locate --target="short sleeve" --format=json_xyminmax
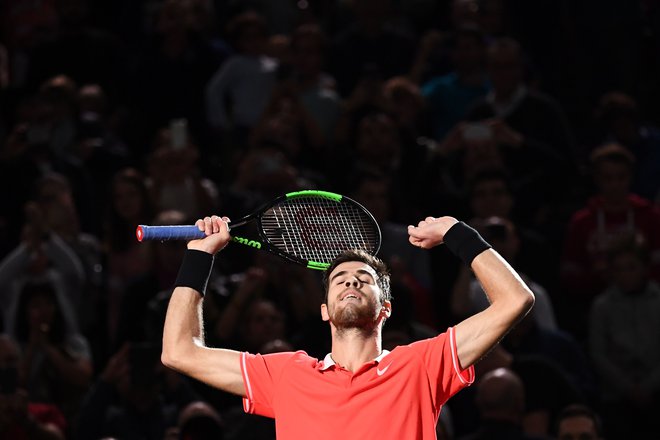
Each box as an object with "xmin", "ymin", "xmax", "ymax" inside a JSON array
[
  {"xmin": 240, "ymin": 351, "xmax": 300, "ymax": 418},
  {"xmin": 408, "ymin": 327, "xmax": 475, "ymax": 408}
]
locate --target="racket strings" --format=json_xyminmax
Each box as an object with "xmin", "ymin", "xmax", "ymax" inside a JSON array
[{"xmin": 260, "ymin": 197, "xmax": 379, "ymax": 264}]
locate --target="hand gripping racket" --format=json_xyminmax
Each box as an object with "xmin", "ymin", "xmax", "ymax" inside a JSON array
[{"xmin": 136, "ymin": 190, "xmax": 381, "ymax": 270}]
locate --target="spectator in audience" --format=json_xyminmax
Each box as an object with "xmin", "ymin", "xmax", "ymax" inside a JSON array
[
  {"xmin": 464, "ymin": 169, "xmax": 555, "ymax": 288},
  {"xmin": 0, "ymin": 198, "xmax": 85, "ymax": 333},
  {"xmin": 561, "ymin": 143, "xmax": 660, "ymax": 340},
  {"xmin": 29, "ymin": 173, "xmax": 104, "ymax": 340},
  {"xmin": 381, "ymin": 76, "xmax": 432, "ymax": 210},
  {"xmin": 248, "ymin": 83, "xmax": 325, "ymax": 175},
  {"xmin": 593, "ymin": 91, "xmax": 660, "ymax": 203},
  {"xmin": 164, "ymin": 400, "xmax": 225, "ymax": 440},
  {"xmin": 226, "ymin": 143, "xmax": 310, "ymax": 215},
  {"xmin": 21, "ymin": 0, "xmax": 126, "ymax": 95},
  {"xmin": 288, "ymin": 23, "xmax": 342, "ymax": 145},
  {"xmin": 457, "ymin": 367, "xmax": 549, "ymax": 440},
  {"xmin": 129, "ymin": 0, "xmax": 226, "ymax": 155},
  {"xmin": 450, "ymin": 344, "xmax": 584, "ymax": 438},
  {"xmin": 588, "ymin": 235, "xmax": 660, "ymax": 438},
  {"xmin": 73, "ymin": 83, "xmax": 133, "ymax": 212},
  {"xmin": 10, "ymin": 280, "xmax": 93, "ymax": 425},
  {"xmin": 102, "ymin": 168, "xmax": 155, "ymax": 351},
  {"xmin": 328, "ymin": 0, "xmax": 416, "ymax": 97},
  {"xmin": 146, "ymin": 125, "xmax": 219, "ymax": 220},
  {"xmin": 465, "ymin": 37, "xmax": 578, "ymax": 231},
  {"xmin": 0, "ymin": 333, "xmax": 66, "ymax": 440},
  {"xmin": 205, "ymin": 11, "xmax": 278, "ymax": 143},
  {"xmin": 422, "ymin": 26, "xmax": 490, "ymax": 141},
  {"xmin": 505, "ymin": 313, "xmax": 596, "ymax": 402},
  {"xmin": 0, "ymin": 90, "xmax": 91, "ymax": 249},
  {"xmin": 76, "ymin": 343, "xmax": 198, "ymax": 440},
  {"xmin": 554, "ymin": 404, "xmax": 603, "ymax": 440}
]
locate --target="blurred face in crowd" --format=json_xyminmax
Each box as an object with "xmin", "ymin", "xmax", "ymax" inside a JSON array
[
  {"xmin": 610, "ymin": 251, "xmax": 647, "ymax": 294},
  {"xmin": 452, "ymin": 34, "xmax": 485, "ymax": 74},
  {"xmin": 156, "ymin": 0, "xmax": 190, "ymax": 36},
  {"xmin": 292, "ymin": 37, "xmax": 323, "ymax": 78},
  {"xmin": 470, "ymin": 179, "xmax": 513, "ymax": 219},
  {"xmin": 238, "ymin": 25, "xmax": 267, "ymax": 55},
  {"xmin": 383, "ymin": 79, "xmax": 423, "ymax": 128},
  {"xmin": 356, "ymin": 114, "xmax": 400, "ymax": 167},
  {"xmin": 27, "ymin": 292, "xmax": 56, "ymax": 333},
  {"xmin": 244, "ymin": 300, "xmax": 286, "ymax": 350},
  {"xmin": 479, "ymin": 218, "xmax": 519, "ymax": 262},
  {"xmin": 593, "ymin": 161, "xmax": 632, "ymax": 200},
  {"xmin": 487, "ymin": 43, "xmax": 523, "ymax": 97},
  {"xmin": 113, "ymin": 179, "xmax": 144, "ymax": 221},
  {"xmin": 37, "ymin": 180, "xmax": 79, "ymax": 235},
  {"xmin": 557, "ymin": 415, "xmax": 601, "ymax": 440},
  {"xmin": 353, "ymin": 179, "xmax": 390, "ymax": 223}
]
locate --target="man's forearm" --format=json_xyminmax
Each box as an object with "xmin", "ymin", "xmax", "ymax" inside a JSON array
[
  {"xmin": 471, "ymin": 249, "xmax": 535, "ymax": 311},
  {"xmin": 161, "ymin": 287, "xmax": 205, "ymax": 370}
]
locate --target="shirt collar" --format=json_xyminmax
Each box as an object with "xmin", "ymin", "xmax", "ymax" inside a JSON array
[{"xmin": 319, "ymin": 350, "xmax": 391, "ymax": 371}]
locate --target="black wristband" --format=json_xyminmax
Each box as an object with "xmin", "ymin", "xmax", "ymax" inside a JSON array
[
  {"xmin": 443, "ymin": 221, "xmax": 492, "ymax": 266},
  {"xmin": 174, "ymin": 249, "xmax": 214, "ymax": 296}
]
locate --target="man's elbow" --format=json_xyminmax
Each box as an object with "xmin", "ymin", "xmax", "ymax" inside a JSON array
[
  {"xmin": 161, "ymin": 348, "xmax": 178, "ymax": 370},
  {"xmin": 517, "ymin": 288, "xmax": 535, "ymax": 317},
  {"xmin": 161, "ymin": 345, "xmax": 192, "ymax": 371}
]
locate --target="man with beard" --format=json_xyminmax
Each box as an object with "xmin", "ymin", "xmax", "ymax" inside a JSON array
[{"xmin": 161, "ymin": 214, "xmax": 535, "ymax": 439}]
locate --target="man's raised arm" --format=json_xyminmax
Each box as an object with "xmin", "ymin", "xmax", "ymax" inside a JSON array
[
  {"xmin": 161, "ymin": 215, "xmax": 245, "ymax": 396},
  {"xmin": 408, "ymin": 217, "xmax": 534, "ymax": 369}
]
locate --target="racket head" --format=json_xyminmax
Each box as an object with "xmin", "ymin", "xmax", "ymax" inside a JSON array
[{"xmin": 255, "ymin": 190, "xmax": 381, "ymax": 270}]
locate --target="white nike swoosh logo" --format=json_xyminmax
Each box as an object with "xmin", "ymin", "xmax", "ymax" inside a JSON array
[{"xmin": 376, "ymin": 364, "xmax": 391, "ymax": 376}]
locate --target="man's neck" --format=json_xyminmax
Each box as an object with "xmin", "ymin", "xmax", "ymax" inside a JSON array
[{"xmin": 330, "ymin": 327, "xmax": 383, "ymax": 372}]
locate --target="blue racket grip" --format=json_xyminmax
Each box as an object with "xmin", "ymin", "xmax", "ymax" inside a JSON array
[{"xmin": 136, "ymin": 225, "xmax": 205, "ymax": 242}]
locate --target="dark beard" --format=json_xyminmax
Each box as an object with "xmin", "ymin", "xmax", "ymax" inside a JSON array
[{"xmin": 331, "ymin": 302, "xmax": 379, "ymax": 334}]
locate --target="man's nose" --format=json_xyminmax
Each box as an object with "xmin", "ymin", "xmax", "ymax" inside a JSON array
[{"xmin": 345, "ymin": 279, "xmax": 360, "ymax": 287}]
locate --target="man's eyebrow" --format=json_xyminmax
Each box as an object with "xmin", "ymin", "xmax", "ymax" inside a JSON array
[
  {"xmin": 329, "ymin": 270, "xmax": 347, "ymax": 282},
  {"xmin": 329, "ymin": 269, "xmax": 375, "ymax": 282}
]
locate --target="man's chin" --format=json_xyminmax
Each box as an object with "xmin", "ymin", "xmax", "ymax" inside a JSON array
[{"xmin": 332, "ymin": 309, "xmax": 377, "ymax": 331}]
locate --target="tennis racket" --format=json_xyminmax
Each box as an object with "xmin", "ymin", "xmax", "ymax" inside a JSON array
[{"xmin": 136, "ymin": 190, "xmax": 381, "ymax": 270}]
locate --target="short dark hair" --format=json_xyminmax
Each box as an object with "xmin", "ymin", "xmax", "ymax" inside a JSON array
[
  {"xmin": 322, "ymin": 250, "xmax": 390, "ymax": 304},
  {"xmin": 589, "ymin": 142, "xmax": 635, "ymax": 170},
  {"xmin": 555, "ymin": 404, "xmax": 603, "ymax": 437},
  {"xmin": 290, "ymin": 23, "xmax": 327, "ymax": 53},
  {"xmin": 226, "ymin": 11, "xmax": 268, "ymax": 45},
  {"xmin": 467, "ymin": 168, "xmax": 513, "ymax": 198}
]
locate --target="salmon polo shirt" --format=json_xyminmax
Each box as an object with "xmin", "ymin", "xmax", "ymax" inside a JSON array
[{"xmin": 240, "ymin": 326, "xmax": 475, "ymax": 439}]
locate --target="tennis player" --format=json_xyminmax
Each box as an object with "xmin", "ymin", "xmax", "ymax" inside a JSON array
[{"xmin": 162, "ymin": 214, "xmax": 535, "ymax": 439}]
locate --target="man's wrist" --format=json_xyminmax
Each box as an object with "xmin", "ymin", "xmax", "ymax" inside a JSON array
[
  {"xmin": 443, "ymin": 222, "xmax": 492, "ymax": 266},
  {"xmin": 175, "ymin": 249, "xmax": 215, "ymax": 296}
]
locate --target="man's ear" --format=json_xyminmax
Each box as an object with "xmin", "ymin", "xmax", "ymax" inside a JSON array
[
  {"xmin": 380, "ymin": 300, "xmax": 392, "ymax": 319},
  {"xmin": 321, "ymin": 303, "xmax": 329, "ymax": 321}
]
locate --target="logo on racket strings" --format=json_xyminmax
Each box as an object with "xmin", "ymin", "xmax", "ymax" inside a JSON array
[{"xmin": 295, "ymin": 206, "xmax": 351, "ymax": 251}]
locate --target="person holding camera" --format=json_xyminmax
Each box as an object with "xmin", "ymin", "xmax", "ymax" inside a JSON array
[{"xmin": 0, "ymin": 333, "xmax": 66, "ymax": 440}]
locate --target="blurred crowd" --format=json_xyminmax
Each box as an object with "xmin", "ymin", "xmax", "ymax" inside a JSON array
[{"xmin": 0, "ymin": 0, "xmax": 659, "ymax": 439}]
